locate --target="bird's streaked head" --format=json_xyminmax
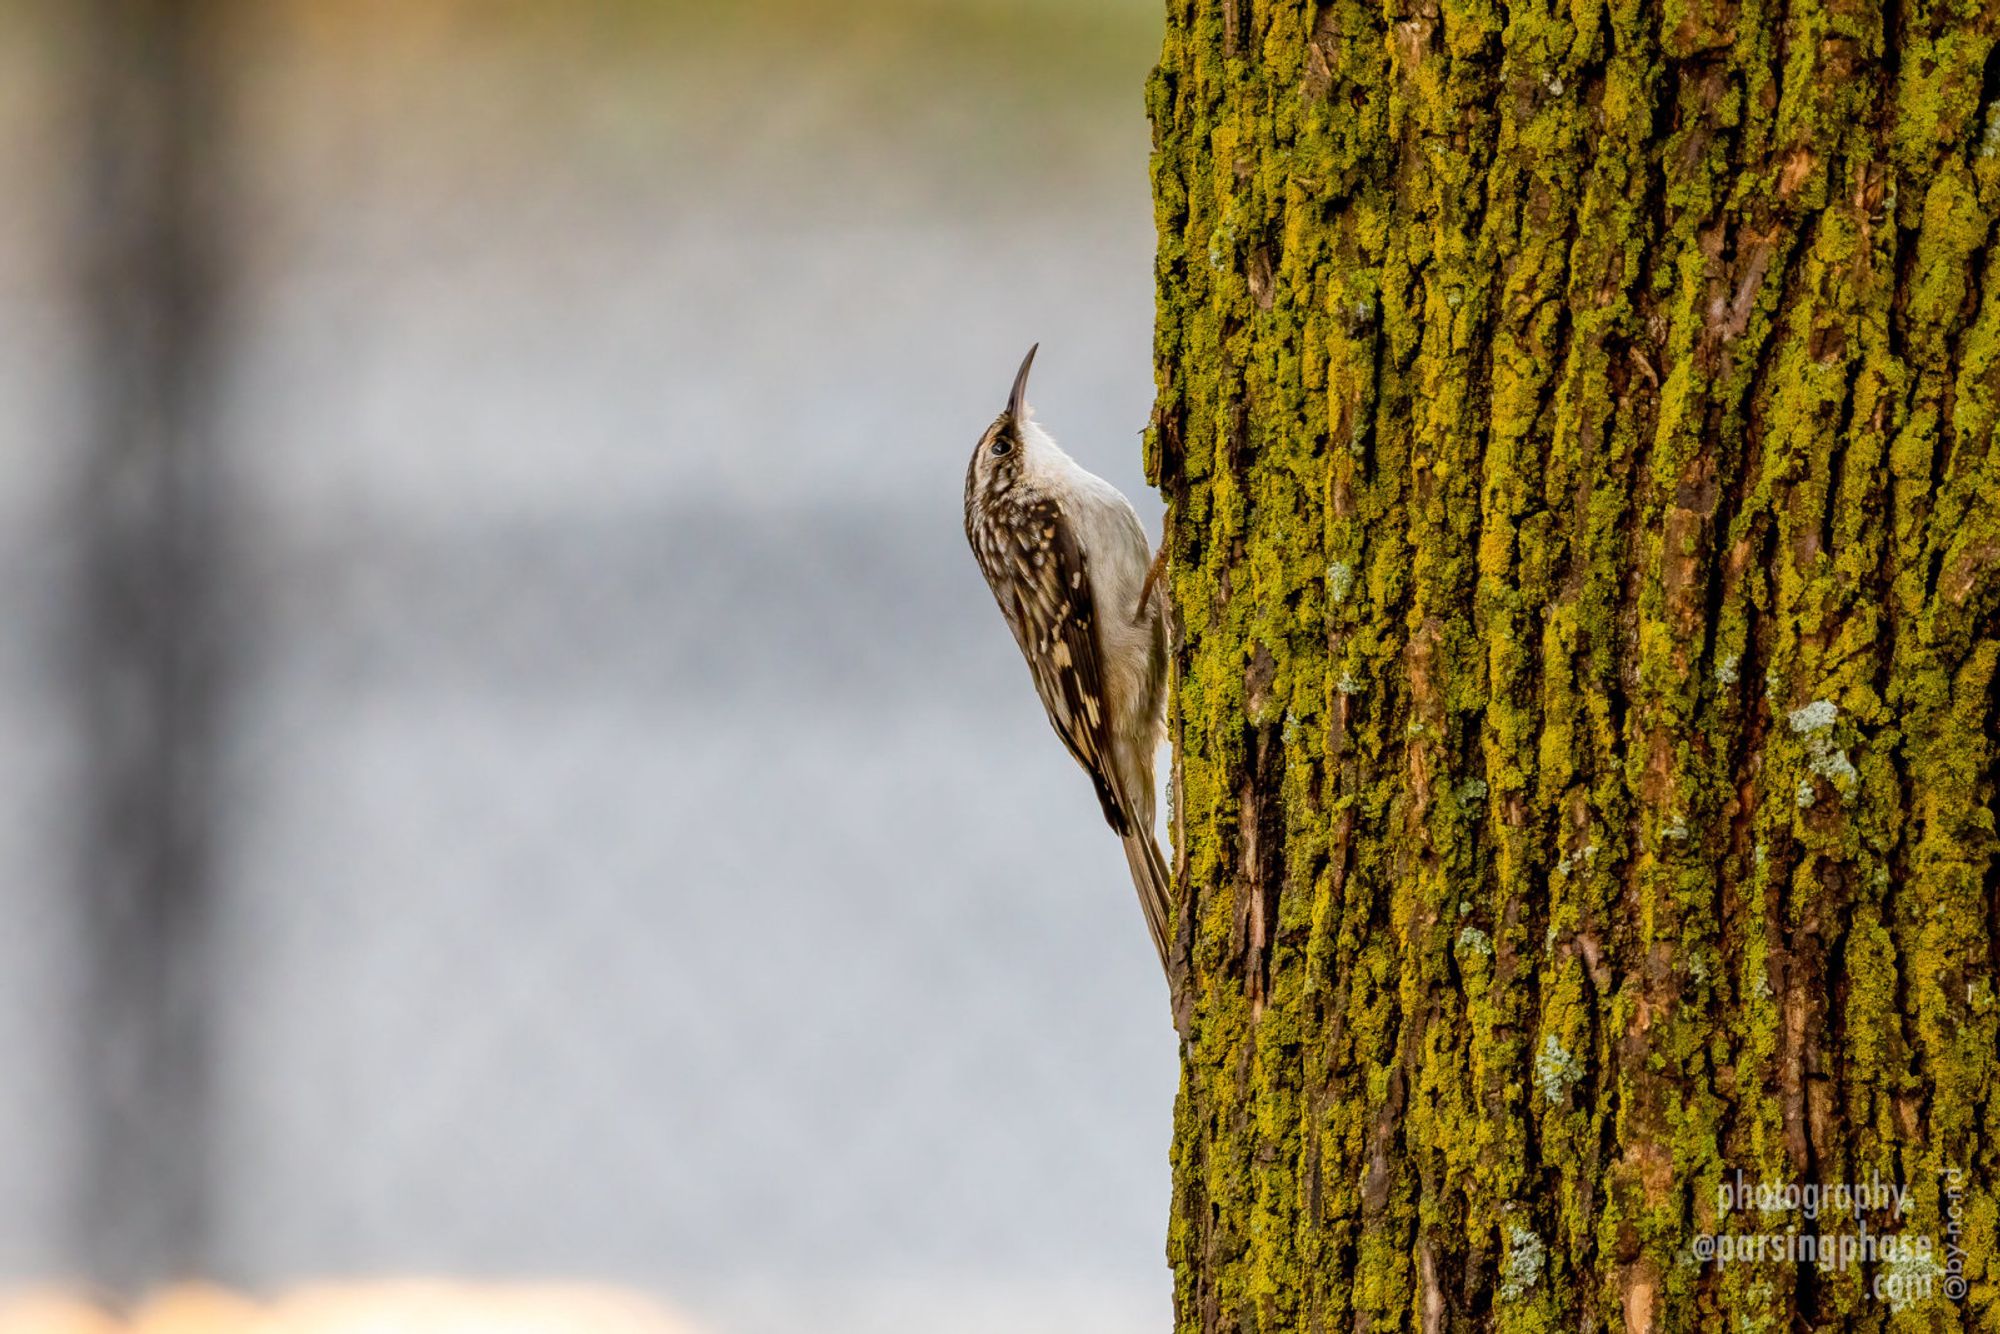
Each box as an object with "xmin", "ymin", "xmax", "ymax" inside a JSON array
[{"xmin": 966, "ymin": 343, "xmax": 1039, "ymax": 505}]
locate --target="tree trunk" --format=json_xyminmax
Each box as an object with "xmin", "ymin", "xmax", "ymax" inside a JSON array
[{"xmin": 1147, "ymin": 1, "xmax": 2000, "ymax": 1328}]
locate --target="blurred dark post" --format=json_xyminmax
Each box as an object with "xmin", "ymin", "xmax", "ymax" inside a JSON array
[{"xmin": 70, "ymin": 0, "xmax": 232, "ymax": 1293}]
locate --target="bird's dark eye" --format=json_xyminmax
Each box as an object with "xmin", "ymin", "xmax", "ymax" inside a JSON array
[{"xmin": 990, "ymin": 437, "xmax": 1013, "ymax": 457}]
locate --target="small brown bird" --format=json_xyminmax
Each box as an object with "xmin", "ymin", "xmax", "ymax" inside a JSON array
[{"xmin": 963, "ymin": 346, "xmax": 1174, "ymax": 980}]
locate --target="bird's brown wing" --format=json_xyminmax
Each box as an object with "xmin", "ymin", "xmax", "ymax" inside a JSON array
[{"xmin": 984, "ymin": 497, "xmax": 1133, "ymax": 837}]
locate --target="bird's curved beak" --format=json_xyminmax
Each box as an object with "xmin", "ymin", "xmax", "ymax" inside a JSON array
[{"xmin": 1005, "ymin": 343, "xmax": 1038, "ymax": 421}]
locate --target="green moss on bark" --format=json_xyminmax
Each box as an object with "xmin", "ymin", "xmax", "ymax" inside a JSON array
[{"xmin": 1150, "ymin": 0, "xmax": 2000, "ymax": 1328}]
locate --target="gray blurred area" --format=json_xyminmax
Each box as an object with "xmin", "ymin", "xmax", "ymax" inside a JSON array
[{"xmin": 0, "ymin": 1, "xmax": 1176, "ymax": 1331}]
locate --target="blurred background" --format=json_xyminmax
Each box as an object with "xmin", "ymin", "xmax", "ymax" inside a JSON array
[{"xmin": 0, "ymin": 1, "xmax": 1174, "ymax": 1331}]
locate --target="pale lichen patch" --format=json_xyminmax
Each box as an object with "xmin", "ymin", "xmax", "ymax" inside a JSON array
[
  {"xmin": 1499, "ymin": 1223, "xmax": 1546, "ymax": 1301},
  {"xmin": 1534, "ymin": 1034, "xmax": 1584, "ymax": 1105}
]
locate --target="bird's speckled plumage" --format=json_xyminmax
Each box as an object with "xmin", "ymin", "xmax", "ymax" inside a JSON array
[{"xmin": 963, "ymin": 347, "xmax": 1173, "ymax": 976}]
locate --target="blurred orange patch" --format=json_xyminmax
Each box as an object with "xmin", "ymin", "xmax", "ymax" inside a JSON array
[{"xmin": 0, "ymin": 1284, "xmax": 703, "ymax": 1334}]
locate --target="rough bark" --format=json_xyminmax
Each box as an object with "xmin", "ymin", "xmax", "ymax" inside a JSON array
[{"xmin": 1147, "ymin": 0, "xmax": 2000, "ymax": 1328}]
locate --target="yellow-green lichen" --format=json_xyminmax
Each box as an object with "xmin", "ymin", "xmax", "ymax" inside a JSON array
[{"xmin": 1152, "ymin": 0, "xmax": 2000, "ymax": 1327}]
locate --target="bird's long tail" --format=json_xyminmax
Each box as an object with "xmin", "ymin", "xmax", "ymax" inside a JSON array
[{"xmin": 1121, "ymin": 827, "xmax": 1175, "ymax": 980}]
